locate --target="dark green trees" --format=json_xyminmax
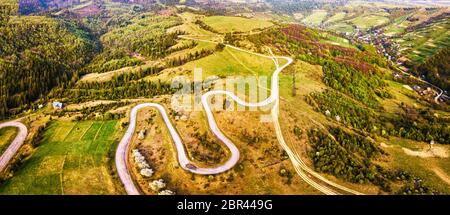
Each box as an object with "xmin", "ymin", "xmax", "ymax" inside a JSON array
[{"xmin": 0, "ymin": 15, "xmax": 94, "ymax": 119}]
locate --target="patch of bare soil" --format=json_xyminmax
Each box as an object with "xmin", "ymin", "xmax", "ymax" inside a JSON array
[
  {"xmin": 402, "ymin": 146, "xmax": 449, "ymax": 158},
  {"xmin": 432, "ymin": 167, "xmax": 450, "ymax": 186}
]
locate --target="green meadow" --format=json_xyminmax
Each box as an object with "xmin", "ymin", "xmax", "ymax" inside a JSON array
[
  {"xmin": 350, "ymin": 14, "xmax": 389, "ymax": 30},
  {"xmin": 325, "ymin": 12, "xmax": 347, "ymax": 24},
  {"xmin": 384, "ymin": 15, "xmax": 411, "ymax": 36},
  {"xmin": 202, "ymin": 16, "xmax": 273, "ymax": 33},
  {"xmin": 181, "ymin": 46, "xmax": 276, "ymax": 78},
  {"xmin": 329, "ymin": 23, "xmax": 355, "ymax": 33},
  {"xmin": 0, "ymin": 120, "xmax": 124, "ymax": 195},
  {"xmin": 0, "ymin": 127, "xmax": 18, "ymax": 156},
  {"xmin": 396, "ymin": 19, "xmax": 450, "ymax": 63},
  {"xmin": 302, "ymin": 10, "xmax": 328, "ymax": 25}
]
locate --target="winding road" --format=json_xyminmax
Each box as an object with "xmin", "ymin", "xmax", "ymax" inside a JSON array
[
  {"xmin": 0, "ymin": 121, "xmax": 28, "ymax": 173},
  {"xmin": 397, "ymin": 69, "xmax": 447, "ymax": 103},
  {"xmin": 434, "ymin": 88, "xmax": 444, "ymax": 103},
  {"xmin": 115, "ymin": 36, "xmax": 363, "ymax": 195}
]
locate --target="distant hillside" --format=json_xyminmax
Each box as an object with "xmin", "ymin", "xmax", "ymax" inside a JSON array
[
  {"xmin": 413, "ymin": 47, "xmax": 450, "ymax": 92},
  {"xmin": 18, "ymin": 0, "xmax": 81, "ymax": 14},
  {"xmin": 111, "ymin": 0, "xmax": 156, "ymax": 4}
]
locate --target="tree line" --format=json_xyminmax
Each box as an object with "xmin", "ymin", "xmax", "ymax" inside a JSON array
[{"xmin": 50, "ymin": 79, "xmax": 176, "ymax": 103}]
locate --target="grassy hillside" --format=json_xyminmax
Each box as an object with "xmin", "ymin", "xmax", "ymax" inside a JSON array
[
  {"xmin": 180, "ymin": 46, "xmax": 275, "ymax": 78},
  {"xmin": 302, "ymin": 10, "xmax": 327, "ymax": 26},
  {"xmin": 0, "ymin": 127, "xmax": 18, "ymax": 155},
  {"xmin": 396, "ymin": 18, "xmax": 450, "ymax": 64},
  {"xmin": 247, "ymin": 24, "xmax": 450, "ymax": 193},
  {"xmin": 202, "ymin": 16, "xmax": 273, "ymax": 33},
  {"xmin": 383, "ymin": 14, "xmax": 411, "ymax": 36},
  {"xmin": 0, "ymin": 120, "xmax": 124, "ymax": 194},
  {"xmin": 349, "ymin": 14, "xmax": 389, "ymax": 30},
  {"xmin": 325, "ymin": 12, "xmax": 346, "ymax": 24}
]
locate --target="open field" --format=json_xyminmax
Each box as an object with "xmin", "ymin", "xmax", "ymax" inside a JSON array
[
  {"xmin": 396, "ymin": 19, "xmax": 450, "ymax": 63},
  {"xmin": 381, "ymin": 80, "xmax": 425, "ymax": 113},
  {"xmin": 170, "ymin": 13, "xmax": 219, "ymax": 37},
  {"xmin": 71, "ymin": 0, "xmax": 93, "ymax": 10},
  {"xmin": 79, "ymin": 60, "xmax": 157, "ymax": 83},
  {"xmin": 202, "ymin": 16, "xmax": 273, "ymax": 33},
  {"xmin": 325, "ymin": 12, "xmax": 347, "ymax": 24},
  {"xmin": 142, "ymin": 43, "xmax": 276, "ymax": 83},
  {"xmin": 379, "ymin": 137, "xmax": 450, "ymax": 193},
  {"xmin": 302, "ymin": 10, "xmax": 328, "ymax": 26},
  {"xmin": 176, "ymin": 46, "xmax": 276, "ymax": 78},
  {"xmin": 293, "ymin": 12, "xmax": 304, "ymax": 20},
  {"xmin": 166, "ymin": 40, "xmax": 216, "ymax": 61},
  {"xmin": 301, "ymin": 10, "xmax": 389, "ymax": 32},
  {"xmin": 0, "ymin": 120, "xmax": 124, "ymax": 194},
  {"xmin": 0, "ymin": 127, "xmax": 18, "ymax": 156},
  {"xmin": 328, "ymin": 23, "xmax": 355, "ymax": 33},
  {"xmin": 320, "ymin": 32, "xmax": 356, "ymax": 48},
  {"xmin": 349, "ymin": 14, "xmax": 389, "ymax": 30},
  {"xmin": 384, "ymin": 15, "xmax": 411, "ymax": 36}
]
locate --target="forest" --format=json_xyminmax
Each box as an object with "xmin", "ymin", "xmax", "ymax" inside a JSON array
[
  {"xmin": 412, "ymin": 47, "xmax": 450, "ymax": 92},
  {"xmin": 0, "ymin": 5, "xmax": 195, "ymax": 119},
  {"xmin": 51, "ymin": 78, "xmax": 175, "ymax": 103},
  {"xmin": 307, "ymin": 127, "xmax": 391, "ymax": 191},
  {"xmin": 307, "ymin": 89, "xmax": 450, "ymax": 144},
  {"xmin": 307, "ymin": 127, "xmax": 440, "ymax": 194},
  {"xmin": 100, "ymin": 14, "xmax": 183, "ymax": 60},
  {"xmin": 307, "ymin": 89, "xmax": 378, "ymax": 132},
  {"xmin": 0, "ymin": 7, "xmax": 95, "ymax": 119},
  {"xmin": 85, "ymin": 13, "xmax": 186, "ymax": 75}
]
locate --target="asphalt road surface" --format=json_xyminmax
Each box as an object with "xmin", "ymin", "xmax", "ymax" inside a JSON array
[{"xmin": 0, "ymin": 121, "xmax": 28, "ymax": 173}]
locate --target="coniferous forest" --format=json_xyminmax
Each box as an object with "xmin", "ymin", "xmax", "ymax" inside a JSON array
[{"xmin": 0, "ymin": 4, "xmax": 95, "ymax": 118}]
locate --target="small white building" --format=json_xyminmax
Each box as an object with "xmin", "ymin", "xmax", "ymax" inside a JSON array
[{"xmin": 52, "ymin": 102, "xmax": 63, "ymax": 109}]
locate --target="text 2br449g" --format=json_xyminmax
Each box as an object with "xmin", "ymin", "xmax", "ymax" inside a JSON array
[{"xmin": 177, "ymin": 199, "xmax": 273, "ymax": 213}]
